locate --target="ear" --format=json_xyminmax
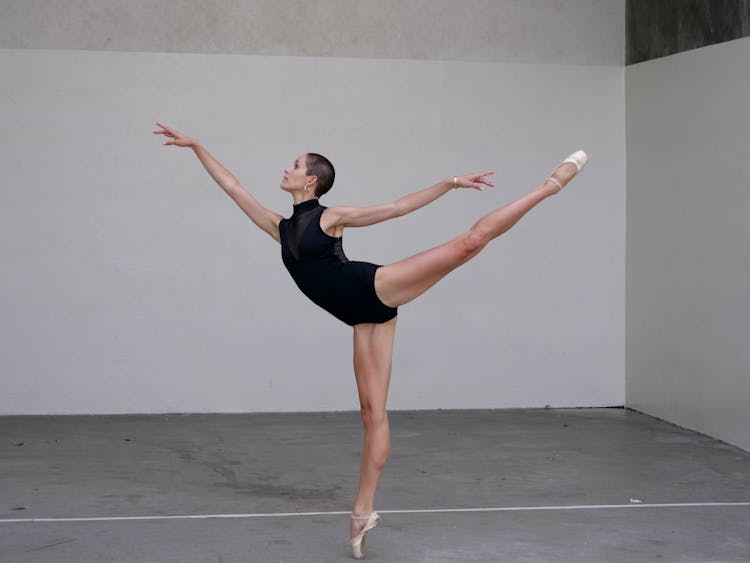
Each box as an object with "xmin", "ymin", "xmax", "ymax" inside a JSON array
[{"xmin": 306, "ymin": 175, "xmax": 318, "ymax": 189}]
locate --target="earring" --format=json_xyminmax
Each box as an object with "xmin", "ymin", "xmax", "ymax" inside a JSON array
[{"xmin": 304, "ymin": 184, "xmax": 309, "ymax": 191}]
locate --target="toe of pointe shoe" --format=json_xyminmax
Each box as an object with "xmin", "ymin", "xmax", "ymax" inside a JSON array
[
  {"xmin": 563, "ymin": 150, "xmax": 588, "ymax": 173},
  {"xmin": 350, "ymin": 533, "xmax": 368, "ymax": 560}
]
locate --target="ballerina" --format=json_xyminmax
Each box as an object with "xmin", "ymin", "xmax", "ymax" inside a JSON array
[{"xmin": 154, "ymin": 122, "xmax": 587, "ymax": 558}]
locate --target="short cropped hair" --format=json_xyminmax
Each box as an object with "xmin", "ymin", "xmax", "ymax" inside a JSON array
[{"xmin": 306, "ymin": 153, "xmax": 335, "ymax": 198}]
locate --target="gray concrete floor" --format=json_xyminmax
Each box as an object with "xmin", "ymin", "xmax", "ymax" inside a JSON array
[{"xmin": 1, "ymin": 408, "xmax": 749, "ymax": 562}]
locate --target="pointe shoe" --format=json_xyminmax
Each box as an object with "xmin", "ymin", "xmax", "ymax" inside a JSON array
[
  {"xmin": 350, "ymin": 512, "xmax": 380, "ymax": 559},
  {"xmin": 546, "ymin": 150, "xmax": 588, "ymax": 192}
]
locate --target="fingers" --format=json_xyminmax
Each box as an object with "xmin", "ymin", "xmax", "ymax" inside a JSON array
[
  {"xmin": 154, "ymin": 122, "xmax": 177, "ymax": 137},
  {"xmin": 156, "ymin": 132, "xmax": 176, "ymax": 145},
  {"xmin": 471, "ymin": 171, "xmax": 495, "ymax": 190},
  {"xmin": 458, "ymin": 171, "xmax": 494, "ymax": 190},
  {"xmin": 473, "ymin": 171, "xmax": 495, "ymax": 186},
  {"xmin": 153, "ymin": 122, "xmax": 180, "ymax": 147}
]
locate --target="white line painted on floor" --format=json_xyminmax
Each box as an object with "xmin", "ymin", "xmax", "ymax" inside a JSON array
[{"xmin": 2, "ymin": 502, "xmax": 749, "ymax": 524}]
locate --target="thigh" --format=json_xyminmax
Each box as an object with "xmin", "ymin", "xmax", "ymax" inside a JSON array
[
  {"xmin": 352, "ymin": 317, "xmax": 397, "ymax": 410},
  {"xmin": 375, "ymin": 232, "xmax": 482, "ymax": 308}
]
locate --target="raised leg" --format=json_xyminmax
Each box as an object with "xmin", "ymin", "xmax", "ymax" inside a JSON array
[
  {"xmin": 375, "ymin": 162, "xmax": 578, "ymax": 308},
  {"xmin": 350, "ymin": 316, "xmax": 397, "ymax": 540}
]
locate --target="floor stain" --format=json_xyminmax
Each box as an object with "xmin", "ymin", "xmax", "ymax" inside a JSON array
[{"xmin": 24, "ymin": 538, "xmax": 76, "ymax": 553}]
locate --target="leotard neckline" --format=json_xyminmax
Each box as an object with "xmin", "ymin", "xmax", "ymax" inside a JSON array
[{"xmin": 292, "ymin": 199, "xmax": 320, "ymax": 214}]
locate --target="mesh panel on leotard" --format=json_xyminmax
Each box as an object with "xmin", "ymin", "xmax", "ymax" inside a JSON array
[{"xmin": 283, "ymin": 203, "xmax": 320, "ymax": 260}]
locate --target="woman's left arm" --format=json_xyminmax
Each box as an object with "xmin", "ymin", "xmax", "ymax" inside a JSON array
[{"xmin": 324, "ymin": 172, "xmax": 494, "ymax": 230}]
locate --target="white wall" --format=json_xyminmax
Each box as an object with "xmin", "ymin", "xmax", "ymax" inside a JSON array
[
  {"xmin": 626, "ymin": 37, "xmax": 750, "ymax": 451},
  {"xmin": 0, "ymin": 2, "xmax": 626, "ymax": 415}
]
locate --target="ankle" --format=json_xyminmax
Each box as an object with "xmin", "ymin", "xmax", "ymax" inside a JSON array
[
  {"xmin": 539, "ymin": 181, "xmax": 560, "ymax": 196},
  {"xmin": 352, "ymin": 505, "xmax": 373, "ymax": 517}
]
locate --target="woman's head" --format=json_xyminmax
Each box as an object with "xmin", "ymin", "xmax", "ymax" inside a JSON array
[
  {"xmin": 304, "ymin": 153, "xmax": 335, "ymax": 197},
  {"xmin": 281, "ymin": 153, "xmax": 335, "ymax": 198}
]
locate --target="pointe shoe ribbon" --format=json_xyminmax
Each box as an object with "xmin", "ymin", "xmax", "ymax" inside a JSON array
[
  {"xmin": 547, "ymin": 149, "xmax": 588, "ymax": 191},
  {"xmin": 350, "ymin": 512, "xmax": 380, "ymax": 559}
]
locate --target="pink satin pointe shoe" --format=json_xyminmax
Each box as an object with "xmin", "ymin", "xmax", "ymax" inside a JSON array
[
  {"xmin": 350, "ymin": 511, "xmax": 380, "ymax": 559},
  {"xmin": 546, "ymin": 150, "xmax": 588, "ymax": 192}
]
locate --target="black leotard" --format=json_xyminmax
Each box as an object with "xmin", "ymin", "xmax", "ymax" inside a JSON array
[{"xmin": 279, "ymin": 199, "xmax": 398, "ymax": 326}]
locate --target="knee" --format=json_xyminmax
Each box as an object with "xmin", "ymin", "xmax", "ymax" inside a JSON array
[
  {"xmin": 360, "ymin": 405, "xmax": 388, "ymax": 429},
  {"xmin": 462, "ymin": 228, "xmax": 489, "ymax": 254}
]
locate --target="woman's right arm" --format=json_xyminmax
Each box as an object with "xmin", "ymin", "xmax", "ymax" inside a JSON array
[
  {"xmin": 322, "ymin": 172, "xmax": 494, "ymax": 231},
  {"xmin": 154, "ymin": 123, "xmax": 282, "ymax": 243}
]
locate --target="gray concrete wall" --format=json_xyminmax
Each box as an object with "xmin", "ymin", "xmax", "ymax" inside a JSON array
[
  {"xmin": 0, "ymin": 1, "xmax": 626, "ymax": 415},
  {"xmin": 627, "ymin": 0, "xmax": 750, "ymax": 64},
  {"xmin": 626, "ymin": 37, "xmax": 750, "ymax": 451},
  {"xmin": 0, "ymin": 0, "xmax": 625, "ymax": 65}
]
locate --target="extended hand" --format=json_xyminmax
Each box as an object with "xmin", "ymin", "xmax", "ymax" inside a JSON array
[
  {"xmin": 455, "ymin": 171, "xmax": 495, "ymax": 191},
  {"xmin": 153, "ymin": 122, "xmax": 196, "ymax": 148}
]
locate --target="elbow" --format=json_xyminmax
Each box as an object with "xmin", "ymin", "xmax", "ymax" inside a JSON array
[
  {"xmin": 225, "ymin": 179, "xmax": 243, "ymax": 194},
  {"xmin": 226, "ymin": 176, "xmax": 241, "ymax": 189},
  {"xmin": 393, "ymin": 200, "xmax": 407, "ymax": 217}
]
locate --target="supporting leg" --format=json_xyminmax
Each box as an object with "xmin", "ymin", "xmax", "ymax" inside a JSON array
[
  {"xmin": 375, "ymin": 162, "xmax": 579, "ymax": 308},
  {"xmin": 350, "ymin": 317, "xmax": 397, "ymax": 539}
]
